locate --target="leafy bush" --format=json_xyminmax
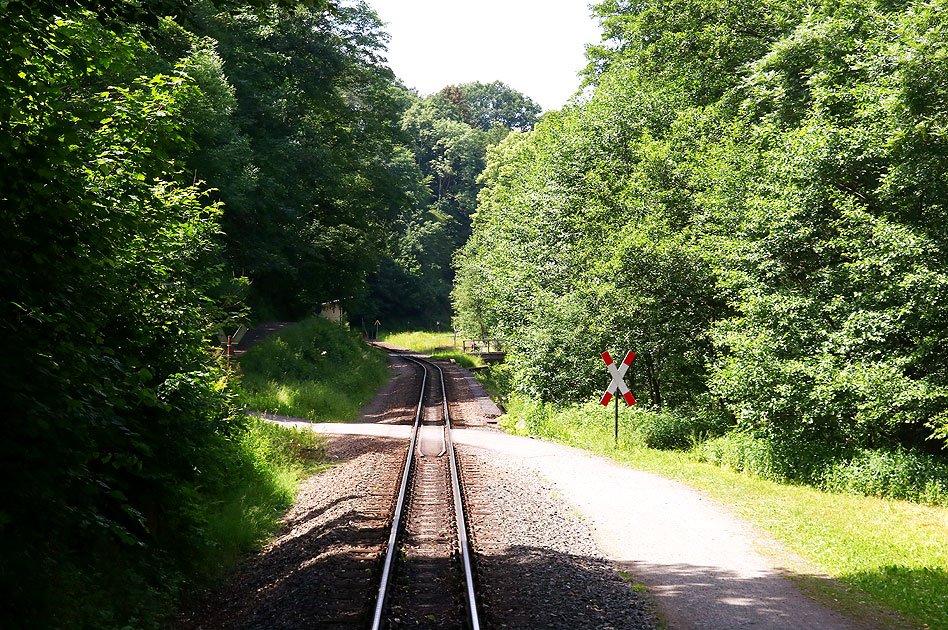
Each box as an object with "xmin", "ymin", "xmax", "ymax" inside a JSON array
[
  {"xmin": 694, "ymin": 432, "xmax": 844, "ymax": 484},
  {"xmin": 504, "ymin": 397, "xmax": 729, "ymax": 452},
  {"xmin": 629, "ymin": 408, "xmax": 732, "ymax": 450},
  {"xmin": 694, "ymin": 431, "xmax": 948, "ymax": 505},
  {"xmin": 695, "ymin": 432, "xmax": 791, "ymax": 481},
  {"xmin": 508, "ymin": 394, "xmax": 948, "ymax": 510},
  {"xmin": 476, "ymin": 363, "xmax": 516, "ymax": 407},
  {"xmin": 822, "ymin": 449, "xmax": 948, "ymax": 506}
]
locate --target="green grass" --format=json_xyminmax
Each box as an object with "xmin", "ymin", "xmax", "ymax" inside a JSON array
[
  {"xmin": 502, "ymin": 398, "xmax": 948, "ymax": 629},
  {"xmin": 184, "ymin": 317, "xmax": 392, "ymax": 600},
  {"xmin": 174, "ymin": 317, "xmax": 394, "ymax": 619},
  {"xmin": 380, "ymin": 330, "xmax": 485, "ymax": 368},
  {"xmin": 239, "ymin": 317, "xmax": 389, "ymax": 421},
  {"xmin": 381, "ymin": 330, "xmax": 458, "ymax": 354},
  {"xmin": 198, "ymin": 416, "xmax": 330, "ymax": 574}
]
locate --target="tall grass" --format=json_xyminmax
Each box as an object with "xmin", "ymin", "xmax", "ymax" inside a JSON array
[
  {"xmin": 198, "ymin": 416, "xmax": 328, "ymax": 575},
  {"xmin": 239, "ymin": 317, "xmax": 389, "ymax": 421},
  {"xmin": 166, "ymin": 318, "xmax": 389, "ymax": 624}
]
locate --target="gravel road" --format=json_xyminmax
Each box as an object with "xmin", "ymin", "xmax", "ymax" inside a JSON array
[{"xmin": 451, "ymin": 428, "xmax": 884, "ymax": 630}]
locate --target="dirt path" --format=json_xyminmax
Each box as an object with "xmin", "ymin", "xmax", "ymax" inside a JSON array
[
  {"xmin": 452, "ymin": 430, "xmax": 889, "ymax": 630},
  {"xmin": 309, "ymin": 416, "xmax": 893, "ymax": 629}
]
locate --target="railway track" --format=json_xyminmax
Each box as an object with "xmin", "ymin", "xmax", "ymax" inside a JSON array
[{"xmin": 371, "ymin": 352, "xmax": 481, "ymax": 630}]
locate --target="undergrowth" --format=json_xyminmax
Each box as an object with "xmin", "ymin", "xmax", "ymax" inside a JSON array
[
  {"xmin": 239, "ymin": 317, "xmax": 389, "ymax": 421},
  {"xmin": 197, "ymin": 416, "xmax": 328, "ymax": 575}
]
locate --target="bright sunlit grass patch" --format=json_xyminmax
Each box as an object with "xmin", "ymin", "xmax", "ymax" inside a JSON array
[
  {"xmin": 502, "ymin": 398, "xmax": 948, "ymax": 629},
  {"xmin": 379, "ymin": 331, "xmax": 485, "ymax": 369},
  {"xmin": 380, "ymin": 330, "xmax": 458, "ymax": 354},
  {"xmin": 200, "ymin": 417, "xmax": 330, "ymax": 572},
  {"xmin": 239, "ymin": 317, "xmax": 389, "ymax": 422}
]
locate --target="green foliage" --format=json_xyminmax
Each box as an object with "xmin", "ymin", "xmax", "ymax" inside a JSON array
[
  {"xmin": 694, "ymin": 432, "xmax": 836, "ymax": 484},
  {"xmin": 631, "ymin": 408, "xmax": 732, "ymax": 450},
  {"xmin": 506, "ymin": 396, "xmax": 730, "ymax": 451},
  {"xmin": 178, "ymin": 0, "xmax": 411, "ymax": 318},
  {"xmin": 200, "ymin": 416, "xmax": 327, "ymax": 572},
  {"xmin": 454, "ymin": 0, "xmax": 948, "ymax": 454},
  {"xmin": 0, "ymin": 1, "xmax": 400, "ymax": 627},
  {"xmin": 361, "ymin": 81, "xmax": 541, "ymax": 328},
  {"xmin": 822, "ymin": 448, "xmax": 948, "ymax": 506},
  {"xmin": 437, "ymin": 80, "xmax": 542, "ymax": 132},
  {"xmin": 695, "ymin": 432, "xmax": 948, "ymax": 505},
  {"xmin": 585, "ymin": 0, "xmax": 805, "ymax": 104},
  {"xmin": 502, "ymin": 398, "xmax": 948, "ymax": 630},
  {"xmin": 0, "ymin": 5, "xmax": 244, "ymax": 627},
  {"xmin": 475, "ymin": 362, "xmax": 516, "ymax": 407},
  {"xmin": 238, "ymin": 317, "xmax": 389, "ymax": 421}
]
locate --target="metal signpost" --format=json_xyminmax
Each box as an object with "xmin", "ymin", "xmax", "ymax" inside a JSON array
[
  {"xmin": 599, "ymin": 350, "xmax": 636, "ymax": 444},
  {"xmin": 374, "ymin": 319, "xmax": 381, "ymax": 340},
  {"xmin": 219, "ymin": 325, "xmax": 248, "ymax": 374}
]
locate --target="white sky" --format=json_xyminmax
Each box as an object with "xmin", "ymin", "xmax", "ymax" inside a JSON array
[{"xmin": 368, "ymin": 1, "xmax": 603, "ymax": 112}]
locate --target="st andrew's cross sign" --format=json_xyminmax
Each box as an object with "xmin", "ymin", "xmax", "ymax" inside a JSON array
[
  {"xmin": 600, "ymin": 350, "xmax": 636, "ymax": 444},
  {"xmin": 599, "ymin": 350, "xmax": 636, "ymax": 406}
]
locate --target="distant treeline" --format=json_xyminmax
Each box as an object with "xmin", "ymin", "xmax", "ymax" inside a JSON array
[{"xmin": 454, "ymin": 0, "xmax": 948, "ymax": 453}]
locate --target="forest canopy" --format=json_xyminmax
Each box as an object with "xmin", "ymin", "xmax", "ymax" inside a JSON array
[
  {"xmin": 0, "ymin": 0, "xmax": 427, "ymax": 626},
  {"xmin": 0, "ymin": 0, "xmax": 542, "ymax": 625},
  {"xmin": 453, "ymin": 0, "xmax": 948, "ymax": 453}
]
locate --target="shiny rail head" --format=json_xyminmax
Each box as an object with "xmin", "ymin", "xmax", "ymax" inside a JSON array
[{"xmin": 375, "ymin": 350, "xmax": 480, "ymax": 629}]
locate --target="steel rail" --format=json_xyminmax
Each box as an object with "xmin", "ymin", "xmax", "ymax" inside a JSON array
[
  {"xmin": 433, "ymin": 357, "xmax": 482, "ymax": 630},
  {"xmin": 370, "ymin": 355, "xmax": 426, "ymax": 630},
  {"xmin": 370, "ymin": 351, "xmax": 481, "ymax": 630}
]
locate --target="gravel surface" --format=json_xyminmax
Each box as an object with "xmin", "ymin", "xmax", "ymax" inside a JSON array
[
  {"xmin": 182, "ymin": 337, "xmax": 872, "ymax": 630},
  {"xmin": 453, "ymin": 429, "xmax": 887, "ymax": 630},
  {"xmin": 359, "ymin": 353, "xmax": 417, "ymax": 425},
  {"xmin": 175, "ymin": 436, "xmax": 405, "ymax": 629},
  {"xmin": 459, "ymin": 444, "xmax": 658, "ymax": 629}
]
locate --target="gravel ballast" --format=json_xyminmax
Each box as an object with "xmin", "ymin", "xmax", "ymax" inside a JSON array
[
  {"xmin": 459, "ymin": 444, "xmax": 657, "ymax": 629},
  {"xmin": 175, "ymin": 436, "xmax": 405, "ymax": 629},
  {"xmin": 178, "ymin": 343, "xmax": 881, "ymax": 630}
]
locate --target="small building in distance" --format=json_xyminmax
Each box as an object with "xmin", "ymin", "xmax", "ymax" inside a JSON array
[{"xmin": 320, "ymin": 299, "xmax": 344, "ymax": 322}]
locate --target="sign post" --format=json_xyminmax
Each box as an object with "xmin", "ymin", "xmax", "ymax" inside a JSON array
[
  {"xmin": 374, "ymin": 319, "xmax": 381, "ymax": 340},
  {"xmin": 615, "ymin": 390, "xmax": 619, "ymax": 444},
  {"xmin": 600, "ymin": 350, "xmax": 636, "ymax": 445}
]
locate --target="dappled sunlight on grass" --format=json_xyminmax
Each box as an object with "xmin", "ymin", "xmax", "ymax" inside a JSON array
[
  {"xmin": 274, "ymin": 383, "xmax": 295, "ymax": 407},
  {"xmin": 238, "ymin": 317, "xmax": 389, "ymax": 422}
]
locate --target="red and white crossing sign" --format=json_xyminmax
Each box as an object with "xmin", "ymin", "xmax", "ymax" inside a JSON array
[{"xmin": 600, "ymin": 351, "xmax": 636, "ymax": 406}]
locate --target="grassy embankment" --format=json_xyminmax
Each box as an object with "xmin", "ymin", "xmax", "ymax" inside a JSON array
[
  {"xmin": 386, "ymin": 331, "xmax": 947, "ymax": 629},
  {"xmin": 241, "ymin": 317, "xmax": 390, "ymax": 420},
  {"xmin": 188, "ymin": 318, "xmax": 390, "ymax": 599}
]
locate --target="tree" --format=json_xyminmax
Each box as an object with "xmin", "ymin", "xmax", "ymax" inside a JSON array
[
  {"xmin": 361, "ymin": 81, "xmax": 542, "ymax": 328},
  {"xmin": 219, "ymin": 3, "xmax": 408, "ymax": 315},
  {"xmin": 454, "ymin": 0, "xmax": 948, "ymax": 453},
  {"xmin": 0, "ymin": 5, "xmax": 236, "ymax": 626}
]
